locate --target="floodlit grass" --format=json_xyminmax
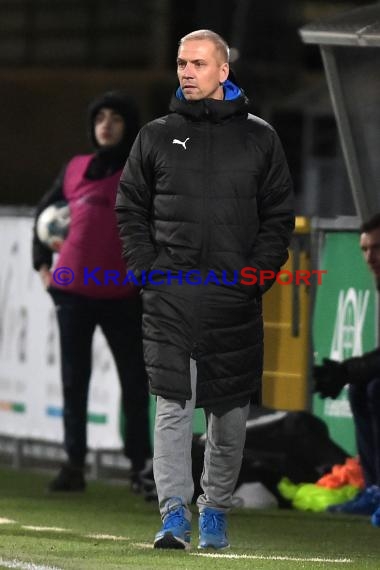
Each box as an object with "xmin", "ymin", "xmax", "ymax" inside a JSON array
[{"xmin": 0, "ymin": 466, "xmax": 380, "ymax": 569}]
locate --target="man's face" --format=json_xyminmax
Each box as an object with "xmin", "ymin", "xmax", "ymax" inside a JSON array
[
  {"xmin": 177, "ymin": 39, "xmax": 229, "ymax": 101},
  {"xmin": 360, "ymin": 227, "xmax": 380, "ymax": 285},
  {"xmin": 94, "ymin": 108, "xmax": 125, "ymax": 147}
]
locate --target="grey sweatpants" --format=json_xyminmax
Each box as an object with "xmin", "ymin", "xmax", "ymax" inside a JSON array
[{"xmin": 153, "ymin": 367, "xmax": 250, "ymax": 519}]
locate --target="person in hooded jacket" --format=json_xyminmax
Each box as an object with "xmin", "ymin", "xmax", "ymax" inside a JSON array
[
  {"xmin": 32, "ymin": 91, "xmax": 154, "ymax": 496},
  {"xmin": 116, "ymin": 30, "xmax": 295, "ymax": 549}
]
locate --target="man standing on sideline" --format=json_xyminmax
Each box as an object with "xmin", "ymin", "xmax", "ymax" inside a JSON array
[
  {"xmin": 314, "ymin": 213, "xmax": 380, "ymax": 525},
  {"xmin": 116, "ymin": 30, "xmax": 294, "ymax": 549}
]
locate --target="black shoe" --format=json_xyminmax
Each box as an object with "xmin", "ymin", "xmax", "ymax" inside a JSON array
[
  {"xmin": 131, "ymin": 465, "xmax": 157, "ymax": 502},
  {"xmin": 48, "ymin": 464, "xmax": 86, "ymax": 492}
]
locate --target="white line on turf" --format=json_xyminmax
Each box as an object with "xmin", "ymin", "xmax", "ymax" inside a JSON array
[
  {"xmin": 11, "ymin": 524, "xmax": 130, "ymax": 540},
  {"xmin": 0, "ymin": 558, "xmax": 62, "ymax": 570},
  {"xmin": 21, "ymin": 526, "xmax": 69, "ymax": 532},
  {"xmin": 85, "ymin": 533, "xmax": 129, "ymax": 541},
  {"xmin": 132, "ymin": 543, "xmax": 352, "ymax": 562},
  {"xmin": 0, "ymin": 523, "xmax": 354, "ymax": 564},
  {"xmin": 191, "ymin": 553, "xmax": 353, "ymax": 563}
]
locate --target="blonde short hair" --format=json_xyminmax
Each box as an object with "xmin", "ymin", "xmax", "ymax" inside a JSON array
[{"xmin": 179, "ymin": 29, "xmax": 229, "ymax": 63}]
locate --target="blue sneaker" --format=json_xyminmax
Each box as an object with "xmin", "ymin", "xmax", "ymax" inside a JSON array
[
  {"xmin": 154, "ymin": 498, "xmax": 191, "ymax": 550},
  {"xmin": 371, "ymin": 505, "xmax": 380, "ymax": 527},
  {"xmin": 198, "ymin": 508, "xmax": 229, "ymax": 549},
  {"xmin": 328, "ymin": 485, "xmax": 380, "ymax": 515}
]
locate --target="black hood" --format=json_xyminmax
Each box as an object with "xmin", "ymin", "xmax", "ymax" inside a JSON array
[
  {"xmin": 169, "ymin": 93, "xmax": 248, "ymax": 123},
  {"xmin": 88, "ymin": 90, "xmax": 140, "ymax": 154},
  {"xmin": 86, "ymin": 90, "xmax": 140, "ymax": 180}
]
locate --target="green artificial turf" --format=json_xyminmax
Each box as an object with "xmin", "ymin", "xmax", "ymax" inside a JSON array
[{"xmin": 0, "ymin": 466, "xmax": 379, "ymax": 569}]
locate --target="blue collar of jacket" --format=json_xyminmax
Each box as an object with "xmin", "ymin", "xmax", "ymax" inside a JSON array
[{"xmin": 175, "ymin": 80, "xmax": 242, "ymax": 101}]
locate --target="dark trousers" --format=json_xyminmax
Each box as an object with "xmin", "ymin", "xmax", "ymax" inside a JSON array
[
  {"xmin": 50, "ymin": 289, "xmax": 151, "ymax": 471},
  {"xmin": 349, "ymin": 377, "xmax": 380, "ymax": 486}
]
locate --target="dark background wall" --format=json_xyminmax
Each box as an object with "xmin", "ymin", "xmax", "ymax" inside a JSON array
[
  {"xmin": 0, "ymin": 0, "xmax": 368, "ymax": 212},
  {"xmin": 0, "ymin": 68, "xmax": 175, "ymax": 205}
]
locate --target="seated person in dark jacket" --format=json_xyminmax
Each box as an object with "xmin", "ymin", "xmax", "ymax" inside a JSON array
[
  {"xmin": 32, "ymin": 91, "xmax": 154, "ymax": 497},
  {"xmin": 314, "ymin": 213, "xmax": 380, "ymax": 519}
]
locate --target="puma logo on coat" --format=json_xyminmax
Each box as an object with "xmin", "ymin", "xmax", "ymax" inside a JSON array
[{"xmin": 172, "ymin": 137, "xmax": 190, "ymax": 150}]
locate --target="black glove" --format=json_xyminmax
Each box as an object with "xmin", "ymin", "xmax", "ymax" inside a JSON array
[{"xmin": 313, "ymin": 358, "xmax": 348, "ymax": 399}]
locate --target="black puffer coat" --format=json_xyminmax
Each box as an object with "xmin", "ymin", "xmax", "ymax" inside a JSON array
[{"xmin": 116, "ymin": 91, "xmax": 294, "ymax": 407}]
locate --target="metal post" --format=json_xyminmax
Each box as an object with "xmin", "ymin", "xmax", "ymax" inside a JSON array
[
  {"xmin": 13, "ymin": 438, "xmax": 23, "ymax": 469},
  {"xmin": 90, "ymin": 450, "xmax": 101, "ymax": 480},
  {"xmin": 320, "ymin": 46, "xmax": 369, "ymax": 222}
]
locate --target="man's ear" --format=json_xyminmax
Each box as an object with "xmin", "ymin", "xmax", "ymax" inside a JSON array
[{"xmin": 220, "ymin": 63, "xmax": 229, "ymax": 83}]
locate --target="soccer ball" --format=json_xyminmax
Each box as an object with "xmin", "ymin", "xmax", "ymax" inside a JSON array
[{"xmin": 36, "ymin": 201, "xmax": 70, "ymax": 251}]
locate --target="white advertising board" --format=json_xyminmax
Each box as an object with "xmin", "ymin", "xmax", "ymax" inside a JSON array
[{"xmin": 0, "ymin": 215, "xmax": 123, "ymax": 450}]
